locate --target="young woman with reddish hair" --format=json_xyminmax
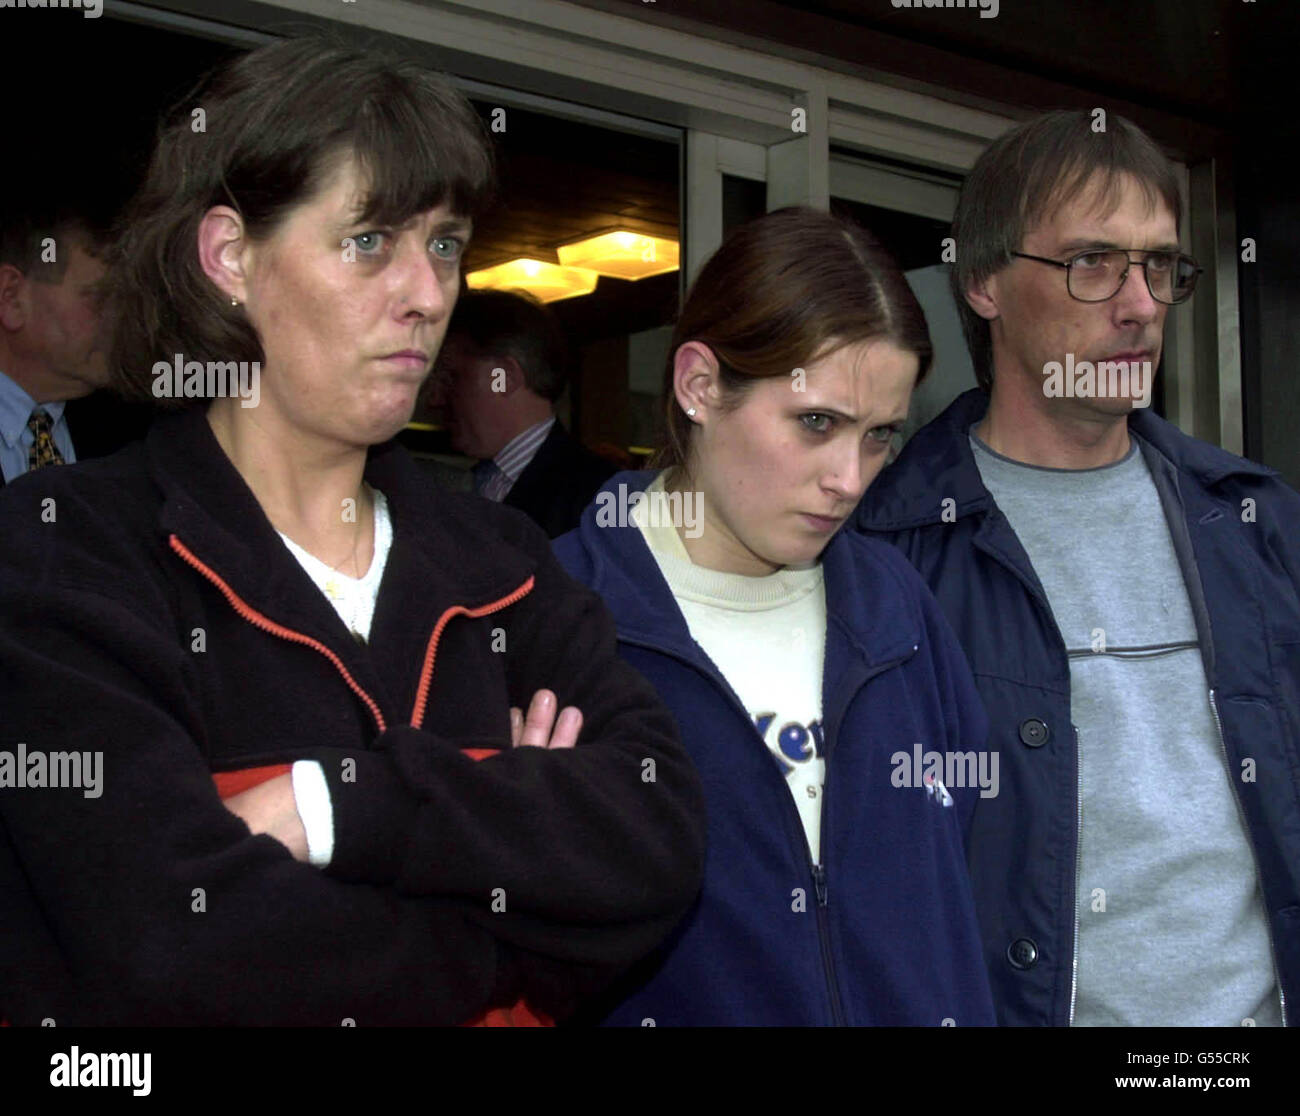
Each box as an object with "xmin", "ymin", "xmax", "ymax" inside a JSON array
[{"xmin": 556, "ymin": 207, "xmax": 995, "ymax": 1025}]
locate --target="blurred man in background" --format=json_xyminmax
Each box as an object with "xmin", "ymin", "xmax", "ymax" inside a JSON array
[
  {"xmin": 0, "ymin": 191, "xmax": 149, "ymax": 484},
  {"xmin": 438, "ymin": 289, "xmax": 614, "ymax": 537}
]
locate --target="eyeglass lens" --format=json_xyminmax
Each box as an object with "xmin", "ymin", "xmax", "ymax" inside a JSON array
[{"xmin": 1068, "ymin": 251, "xmax": 1198, "ymax": 303}]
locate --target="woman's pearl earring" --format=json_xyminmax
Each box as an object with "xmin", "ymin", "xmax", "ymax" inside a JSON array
[
  {"xmin": 686, "ymin": 407, "xmax": 697, "ymax": 418},
  {"xmin": 231, "ymin": 297, "xmax": 240, "ymax": 307}
]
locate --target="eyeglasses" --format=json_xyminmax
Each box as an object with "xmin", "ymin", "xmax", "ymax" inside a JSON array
[{"xmin": 1011, "ymin": 249, "xmax": 1202, "ymax": 305}]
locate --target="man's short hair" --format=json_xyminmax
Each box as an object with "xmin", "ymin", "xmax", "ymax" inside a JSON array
[
  {"xmin": 0, "ymin": 192, "xmax": 113, "ymax": 283},
  {"xmin": 951, "ymin": 109, "xmax": 1183, "ymax": 393},
  {"xmin": 443, "ymin": 289, "xmax": 571, "ymax": 402}
]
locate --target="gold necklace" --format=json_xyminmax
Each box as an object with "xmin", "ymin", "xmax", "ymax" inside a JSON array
[{"xmin": 323, "ymin": 488, "xmax": 370, "ymax": 601}]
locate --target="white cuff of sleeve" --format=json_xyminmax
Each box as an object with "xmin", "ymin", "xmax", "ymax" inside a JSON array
[{"xmin": 290, "ymin": 760, "xmax": 335, "ymax": 868}]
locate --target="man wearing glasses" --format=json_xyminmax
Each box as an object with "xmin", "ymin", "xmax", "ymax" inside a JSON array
[{"xmin": 857, "ymin": 109, "xmax": 1300, "ymax": 1027}]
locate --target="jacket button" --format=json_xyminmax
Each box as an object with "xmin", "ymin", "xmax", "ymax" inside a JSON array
[
  {"xmin": 1018, "ymin": 718, "xmax": 1050, "ymax": 747},
  {"xmin": 1007, "ymin": 938, "xmax": 1039, "ymax": 970}
]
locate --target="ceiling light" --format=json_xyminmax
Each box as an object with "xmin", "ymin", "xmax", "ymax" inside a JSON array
[
  {"xmin": 556, "ymin": 230, "xmax": 679, "ymax": 280},
  {"xmin": 465, "ymin": 258, "xmax": 600, "ymax": 303}
]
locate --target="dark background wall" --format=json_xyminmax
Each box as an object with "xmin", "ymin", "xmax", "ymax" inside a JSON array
[{"xmin": 1235, "ymin": 8, "xmax": 1300, "ymax": 488}]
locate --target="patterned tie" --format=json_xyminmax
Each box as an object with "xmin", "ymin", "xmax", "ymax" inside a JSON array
[{"xmin": 26, "ymin": 408, "xmax": 66, "ymax": 471}]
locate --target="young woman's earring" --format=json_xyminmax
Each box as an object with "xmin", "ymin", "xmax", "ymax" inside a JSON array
[
  {"xmin": 686, "ymin": 407, "xmax": 697, "ymax": 419},
  {"xmin": 231, "ymin": 297, "xmax": 240, "ymax": 307}
]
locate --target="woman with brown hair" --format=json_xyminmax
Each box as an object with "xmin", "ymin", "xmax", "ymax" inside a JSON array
[
  {"xmin": 0, "ymin": 37, "xmax": 704, "ymax": 1026},
  {"xmin": 555, "ymin": 207, "xmax": 996, "ymax": 1025}
]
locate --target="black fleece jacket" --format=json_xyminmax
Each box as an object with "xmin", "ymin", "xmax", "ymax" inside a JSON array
[{"xmin": 0, "ymin": 405, "xmax": 705, "ymax": 1026}]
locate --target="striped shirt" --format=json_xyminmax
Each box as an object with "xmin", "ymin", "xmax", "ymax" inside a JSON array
[{"xmin": 477, "ymin": 416, "xmax": 555, "ymax": 502}]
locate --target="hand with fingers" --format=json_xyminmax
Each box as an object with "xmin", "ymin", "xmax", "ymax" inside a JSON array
[{"xmin": 510, "ymin": 689, "xmax": 582, "ymax": 750}]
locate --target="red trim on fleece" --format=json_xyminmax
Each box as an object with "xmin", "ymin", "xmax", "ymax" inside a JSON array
[
  {"xmin": 171, "ymin": 536, "xmax": 546, "ymax": 1026},
  {"xmin": 213, "ymin": 764, "xmax": 293, "ymax": 799},
  {"xmin": 409, "ymin": 577, "xmax": 535, "ymax": 730},
  {"xmin": 169, "ymin": 535, "xmax": 388, "ymax": 734}
]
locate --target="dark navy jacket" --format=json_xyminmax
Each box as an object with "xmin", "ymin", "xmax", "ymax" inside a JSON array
[
  {"xmin": 503, "ymin": 421, "xmax": 615, "ymax": 539},
  {"xmin": 856, "ymin": 388, "xmax": 1300, "ymax": 1026},
  {"xmin": 555, "ymin": 470, "xmax": 997, "ymax": 1026}
]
